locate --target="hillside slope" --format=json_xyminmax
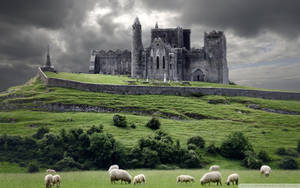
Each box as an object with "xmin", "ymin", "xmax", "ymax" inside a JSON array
[{"xmin": 0, "ymin": 76, "xmax": 300, "ymax": 171}]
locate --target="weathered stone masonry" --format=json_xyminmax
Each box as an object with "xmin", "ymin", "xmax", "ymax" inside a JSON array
[
  {"xmin": 38, "ymin": 68, "xmax": 300, "ymax": 101},
  {"xmin": 89, "ymin": 17, "xmax": 229, "ymax": 84}
]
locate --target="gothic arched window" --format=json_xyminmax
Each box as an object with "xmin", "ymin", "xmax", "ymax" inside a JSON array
[
  {"xmin": 163, "ymin": 56, "xmax": 165, "ymax": 69},
  {"xmin": 156, "ymin": 56, "xmax": 159, "ymax": 69}
]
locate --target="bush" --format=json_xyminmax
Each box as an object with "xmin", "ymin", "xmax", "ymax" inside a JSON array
[
  {"xmin": 27, "ymin": 163, "xmax": 39, "ymax": 173},
  {"xmin": 276, "ymin": 147, "xmax": 286, "ymax": 155},
  {"xmin": 182, "ymin": 150, "xmax": 202, "ymax": 168},
  {"xmin": 54, "ymin": 157, "xmax": 82, "ymax": 171},
  {"xmin": 187, "ymin": 136, "xmax": 205, "ymax": 148},
  {"xmin": 130, "ymin": 123, "xmax": 136, "ymax": 129},
  {"xmin": 258, "ymin": 150, "xmax": 271, "ymax": 162},
  {"xmin": 220, "ymin": 132, "xmax": 253, "ymax": 159},
  {"xmin": 87, "ymin": 124, "xmax": 103, "ymax": 135},
  {"xmin": 243, "ymin": 151, "xmax": 263, "ymax": 169},
  {"xmin": 298, "ymin": 140, "xmax": 300, "ymax": 153},
  {"xmin": 113, "ymin": 114, "xmax": 127, "ymax": 128},
  {"xmin": 32, "ymin": 127, "xmax": 49, "ymax": 139},
  {"xmin": 146, "ymin": 117, "xmax": 161, "ymax": 130},
  {"xmin": 206, "ymin": 143, "xmax": 219, "ymax": 154},
  {"xmin": 187, "ymin": 144, "xmax": 197, "ymax": 151},
  {"xmin": 278, "ymin": 157, "xmax": 298, "ymax": 169}
]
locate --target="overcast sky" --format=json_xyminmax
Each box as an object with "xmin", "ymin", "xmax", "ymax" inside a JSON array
[{"xmin": 0, "ymin": 0, "xmax": 300, "ymax": 91}]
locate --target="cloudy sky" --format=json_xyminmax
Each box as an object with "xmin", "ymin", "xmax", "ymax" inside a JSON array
[{"xmin": 0, "ymin": 0, "xmax": 300, "ymax": 91}]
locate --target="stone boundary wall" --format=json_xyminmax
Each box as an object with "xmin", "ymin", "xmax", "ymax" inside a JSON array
[{"xmin": 38, "ymin": 67, "xmax": 300, "ymax": 101}]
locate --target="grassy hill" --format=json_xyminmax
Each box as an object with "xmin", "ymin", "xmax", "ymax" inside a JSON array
[{"xmin": 0, "ymin": 75, "xmax": 300, "ymax": 173}]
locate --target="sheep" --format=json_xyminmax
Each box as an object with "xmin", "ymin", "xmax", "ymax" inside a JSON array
[
  {"xmin": 45, "ymin": 174, "xmax": 53, "ymax": 188},
  {"xmin": 176, "ymin": 175, "xmax": 195, "ymax": 183},
  {"xmin": 53, "ymin": 174, "xmax": 61, "ymax": 188},
  {"xmin": 110, "ymin": 169, "xmax": 132, "ymax": 184},
  {"xmin": 200, "ymin": 171, "xmax": 222, "ymax": 186},
  {"xmin": 133, "ymin": 174, "xmax": 146, "ymax": 184},
  {"xmin": 260, "ymin": 165, "xmax": 271, "ymax": 177},
  {"xmin": 226, "ymin": 173, "xmax": 239, "ymax": 185},
  {"xmin": 108, "ymin": 164, "xmax": 119, "ymax": 173},
  {"xmin": 209, "ymin": 165, "xmax": 220, "ymax": 171},
  {"xmin": 46, "ymin": 169, "xmax": 56, "ymax": 174}
]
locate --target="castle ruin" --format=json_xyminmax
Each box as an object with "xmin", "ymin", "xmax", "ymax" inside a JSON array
[{"xmin": 89, "ymin": 17, "xmax": 229, "ymax": 84}]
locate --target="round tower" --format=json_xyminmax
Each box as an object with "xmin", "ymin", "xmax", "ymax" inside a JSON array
[{"xmin": 131, "ymin": 17, "xmax": 144, "ymax": 78}]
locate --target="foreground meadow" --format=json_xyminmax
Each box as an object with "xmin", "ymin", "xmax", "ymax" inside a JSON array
[{"xmin": 1, "ymin": 169, "xmax": 300, "ymax": 188}]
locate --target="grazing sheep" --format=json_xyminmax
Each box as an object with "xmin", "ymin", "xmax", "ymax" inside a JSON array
[
  {"xmin": 226, "ymin": 173, "xmax": 239, "ymax": 185},
  {"xmin": 209, "ymin": 165, "xmax": 220, "ymax": 171},
  {"xmin": 46, "ymin": 169, "xmax": 56, "ymax": 174},
  {"xmin": 200, "ymin": 171, "xmax": 222, "ymax": 186},
  {"xmin": 53, "ymin": 174, "xmax": 61, "ymax": 188},
  {"xmin": 260, "ymin": 165, "xmax": 271, "ymax": 177},
  {"xmin": 108, "ymin": 164, "xmax": 119, "ymax": 173},
  {"xmin": 45, "ymin": 174, "xmax": 53, "ymax": 188},
  {"xmin": 110, "ymin": 169, "xmax": 132, "ymax": 184},
  {"xmin": 133, "ymin": 174, "xmax": 146, "ymax": 184},
  {"xmin": 176, "ymin": 175, "xmax": 195, "ymax": 183}
]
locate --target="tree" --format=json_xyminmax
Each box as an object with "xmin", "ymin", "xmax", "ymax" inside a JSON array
[
  {"xmin": 146, "ymin": 117, "xmax": 161, "ymax": 130},
  {"xmin": 113, "ymin": 114, "xmax": 127, "ymax": 128},
  {"xmin": 220, "ymin": 132, "xmax": 253, "ymax": 159},
  {"xmin": 187, "ymin": 136, "xmax": 205, "ymax": 148}
]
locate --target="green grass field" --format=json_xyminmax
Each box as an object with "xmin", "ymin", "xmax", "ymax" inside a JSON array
[
  {"xmin": 45, "ymin": 71, "xmax": 259, "ymax": 89},
  {"xmin": 1, "ymin": 169, "xmax": 300, "ymax": 188}
]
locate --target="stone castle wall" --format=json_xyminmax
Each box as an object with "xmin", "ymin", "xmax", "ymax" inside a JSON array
[
  {"xmin": 38, "ymin": 67, "xmax": 300, "ymax": 101},
  {"xmin": 89, "ymin": 49, "xmax": 131, "ymax": 75}
]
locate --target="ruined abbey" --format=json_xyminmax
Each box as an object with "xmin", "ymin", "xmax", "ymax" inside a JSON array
[{"xmin": 89, "ymin": 17, "xmax": 229, "ymax": 84}]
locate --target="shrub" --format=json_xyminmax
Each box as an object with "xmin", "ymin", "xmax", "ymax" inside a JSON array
[
  {"xmin": 187, "ymin": 136, "xmax": 205, "ymax": 148},
  {"xmin": 187, "ymin": 144, "xmax": 197, "ymax": 151},
  {"xmin": 258, "ymin": 150, "xmax": 271, "ymax": 162},
  {"xmin": 298, "ymin": 140, "xmax": 300, "ymax": 153},
  {"xmin": 220, "ymin": 132, "xmax": 253, "ymax": 159},
  {"xmin": 182, "ymin": 150, "xmax": 202, "ymax": 168},
  {"xmin": 276, "ymin": 147, "xmax": 286, "ymax": 155},
  {"xmin": 146, "ymin": 117, "xmax": 161, "ymax": 130},
  {"xmin": 142, "ymin": 148, "xmax": 160, "ymax": 168},
  {"xmin": 27, "ymin": 163, "xmax": 39, "ymax": 173},
  {"xmin": 243, "ymin": 151, "xmax": 263, "ymax": 169},
  {"xmin": 206, "ymin": 143, "xmax": 219, "ymax": 154},
  {"xmin": 54, "ymin": 157, "xmax": 82, "ymax": 171},
  {"xmin": 87, "ymin": 124, "xmax": 103, "ymax": 135},
  {"xmin": 278, "ymin": 157, "xmax": 298, "ymax": 169},
  {"xmin": 32, "ymin": 127, "xmax": 49, "ymax": 139},
  {"xmin": 113, "ymin": 114, "xmax": 127, "ymax": 128},
  {"xmin": 130, "ymin": 123, "xmax": 136, "ymax": 129}
]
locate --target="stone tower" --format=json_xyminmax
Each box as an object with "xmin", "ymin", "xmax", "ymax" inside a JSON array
[
  {"xmin": 204, "ymin": 31, "xmax": 229, "ymax": 84},
  {"xmin": 42, "ymin": 45, "xmax": 55, "ymax": 72},
  {"xmin": 46, "ymin": 45, "xmax": 51, "ymax": 67},
  {"xmin": 131, "ymin": 17, "xmax": 144, "ymax": 78}
]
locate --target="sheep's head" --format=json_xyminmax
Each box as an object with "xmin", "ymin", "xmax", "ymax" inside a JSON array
[
  {"xmin": 200, "ymin": 180, "xmax": 204, "ymax": 185},
  {"xmin": 226, "ymin": 180, "xmax": 230, "ymax": 185},
  {"xmin": 191, "ymin": 178, "xmax": 195, "ymax": 182},
  {"xmin": 265, "ymin": 171, "xmax": 270, "ymax": 177}
]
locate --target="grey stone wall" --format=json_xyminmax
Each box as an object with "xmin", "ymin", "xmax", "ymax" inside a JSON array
[{"xmin": 38, "ymin": 68, "xmax": 300, "ymax": 101}]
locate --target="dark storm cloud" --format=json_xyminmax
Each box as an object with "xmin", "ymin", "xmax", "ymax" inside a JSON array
[{"xmin": 142, "ymin": 0, "xmax": 300, "ymax": 37}]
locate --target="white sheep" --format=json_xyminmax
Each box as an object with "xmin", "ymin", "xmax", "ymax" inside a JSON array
[
  {"xmin": 200, "ymin": 171, "xmax": 222, "ymax": 186},
  {"xmin": 260, "ymin": 165, "xmax": 271, "ymax": 177},
  {"xmin": 133, "ymin": 174, "xmax": 146, "ymax": 184},
  {"xmin": 226, "ymin": 173, "xmax": 239, "ymax": 185},
  {"xmin": 45, "ymin": 174, "xmax": 53, "ymax": 188},
  {"xmin": 110, "ymin": 169, "xmax": 132, "ymax": 184},
  {"xmin": 108, "ymin": 164, "xmax": 119, "ymax": 173},
  {"xmin": 53, "ymin": 174, "xmax": 61, "ymax": 188},
  {"xmin": 46, "ymin": 169, "xmax": 56, "ymax": 174},
  {"xmin": 176, "ymin": 175, "xmax": 195, "ymax": 183},
  {"xmin": 209, "ymin": 165, "xmax": 220, "ymax": 171}
]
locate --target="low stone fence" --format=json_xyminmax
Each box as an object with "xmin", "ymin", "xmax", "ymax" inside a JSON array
[{"xmin": 38, "ymin": 67, "xmax": 300, "ymax": 100}]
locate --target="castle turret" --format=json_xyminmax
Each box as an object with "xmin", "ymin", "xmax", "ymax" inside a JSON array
[
  {"xmin": 131, "ymin": 17, "xmax": 144, "ymax": 78},
  {"xmin": 204, "ymin": 31, "xmax": 229, "ymax": 84}
]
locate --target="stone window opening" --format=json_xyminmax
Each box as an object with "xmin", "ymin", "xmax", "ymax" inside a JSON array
[
  {"xmin": 156, "ymin": 56, "xmax": 159, "ymax": 69},
  {"xmin": 170, "ymin": 64, "xmax": 172, "ymax": 70},
  {"xmin": 163, "ymin": 56, "xmax": 165, "ymax": 69}
]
